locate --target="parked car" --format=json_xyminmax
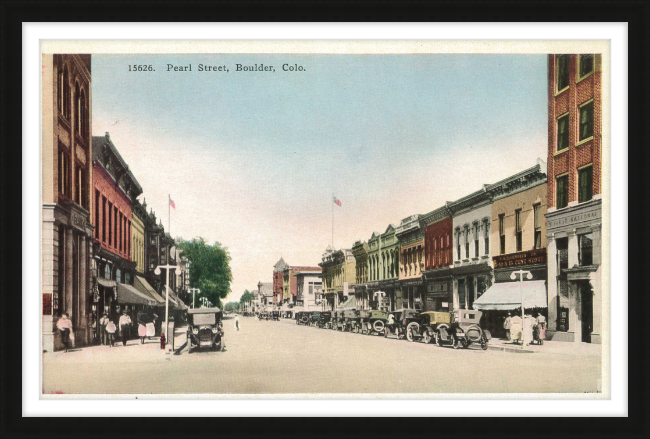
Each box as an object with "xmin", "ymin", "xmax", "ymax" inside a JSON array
[
  {"xmin": 186, "ymin": 307, "xmax": 224, "ymax": 352},
  {"xmin": 271, "ymin": 310, "xmax": 280, "ymax": 321},
  {"xmin": 311, "ymin": 311, "xmax": 321, "ymax": 327},
  {"xmin": 358, "ymin": 309, "xmax": 390, "ymax": 335},
  {"xmin": 385, "ymin": 308, "xmax": 421, "ymax": 341},
  {"xmin": 318, "ymin": 311, "xmax": 332, "ymax": 329},
  {"xmin": 435, "ymin": 309, "xmax": 491, "ymax": 350},
  {"xmin": 419, "ymin": 311, "xmax": 452, "ymax": 344},
  {"xmin": 342, "ymin": 310, "xmax": 357, "ymax": 332}
]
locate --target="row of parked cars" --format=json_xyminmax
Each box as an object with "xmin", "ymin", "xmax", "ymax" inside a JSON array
[{"xmin": 294, "ymin": 308, "xmax": 491, "ymax": 350}]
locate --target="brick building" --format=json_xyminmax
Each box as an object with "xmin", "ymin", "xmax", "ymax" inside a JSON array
[
  {"xmin": 545, "ymin": 54, "xmax": 603, "ymax": 344},
  {"xmin": 272, "ymin": 257, "xmax": 289, "ymax": 305},
  {"xmin": 422, "ymin": 207, "xmax": 454, "ymax": 311},
  {"xmin": 42, "ymin": 54, "xmax": 94, "ymax": 351}
]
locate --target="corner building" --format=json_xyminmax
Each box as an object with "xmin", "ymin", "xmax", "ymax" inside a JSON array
[
  {"xmin": 42, "ymin": 54, "xmax": 93, "ymax": 351},
  {"xmin": 545, "ymin": 54, "xmax": 603, "ymax": 344}
]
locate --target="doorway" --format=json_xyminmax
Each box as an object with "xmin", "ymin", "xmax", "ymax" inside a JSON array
[{"xmin": 580, "ymin": 282, "xmax": 593, "ymax": 343}]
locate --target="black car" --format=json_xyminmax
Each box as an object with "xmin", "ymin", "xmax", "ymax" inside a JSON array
[{"xmin": 187, "ymin": 307, "xmax": 224, "ymax": 352}]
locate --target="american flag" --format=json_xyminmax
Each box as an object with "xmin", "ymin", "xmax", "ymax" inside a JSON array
[
  {"xmin": 169, "ymin": 198, "xmax": 176, "ymax": 209},
  {"xmin": 333, "ymin": 196, "xmax": 341, "ymax": 207}
]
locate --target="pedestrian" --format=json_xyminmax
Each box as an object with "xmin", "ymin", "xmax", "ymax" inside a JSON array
[
  {"xmin": 99, "ymin": 313, "xmax": 109, "ymax": 345},
  {"xmin": 105, "ymin": 319, "xmax": 116, "ymax": 346},
  {"xmin": 119, "ymin": 310, "xmax": 132, "ymax": 346},
  {"xmin": 234, "ymin": 314, "xmax": 240, "ymax": 331},
  {"xmin": 503, "ymin": 311, "xmax": 513, "ymax": 341},
  {"xmin": 146, "ymin": 314, "xmax": 157, "ymax": 341},
  {"xmin": 56, "ymin": 313, "xmax": 74, "ymax": 352}
]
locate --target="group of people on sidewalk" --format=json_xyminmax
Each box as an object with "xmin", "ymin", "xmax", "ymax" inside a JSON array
[{"xmin": 503, "ymin": 310, "xmax": 546, "ymax": 345}]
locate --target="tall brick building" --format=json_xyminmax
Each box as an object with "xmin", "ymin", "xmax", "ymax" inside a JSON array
[
  {"xmin": 545, "ymin": 54, "xmax": 602, "ymax": 344},
  {"xmin": 42, "ymin": 54, "xmax": 94, "ymax": 351}
]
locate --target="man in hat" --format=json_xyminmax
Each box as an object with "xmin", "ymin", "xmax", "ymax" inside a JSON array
[
  {"xmin": 118, "ymin": 310, "xmax": 132, "ymax": 346},
  {"xmin": 99, "ymin": 312, "xmax": 109, "ymax": 345},
  {"xmin": 56, "ymin": 313, "xmax": 74, "ymax": 352}
]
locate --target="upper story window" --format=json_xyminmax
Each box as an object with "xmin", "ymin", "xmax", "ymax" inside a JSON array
[
  {"xmin": 556, "ymin": 175, "xmax": 569, "ymax": 209},
  {"xmin": 483, "ymin": 219, "xmax": 490, "ymax": 255},
  {"xmin": 579, "ymin": 233, "xmax": 593, "ymax": 266},
  {"xmin": 556, "ymin": 54, "xmax": 570, "ymax": 92},
  {"xmin": 57, "ymin": 65, "xmax": 71, "ymax": 119},
  {"xmin": 515, "ymin": 209, "xmax": 523, "ymax": 252},
  {"xmin": 499, "ymin": 214, "xmax": 506, "ymax": 255},
  {"xmin": 578, "ymin": 166, "xmax": 593, "ymax": 203},
  {"xmin": 533, "ymin": 204, "xmax": 542, "ymax": 249},
  {"xmin": 579, "ymin": 54, "xmax": 594, "ymax": 78},
  {"xmin": 464, "ymin": 226, "xmax": 470, "ymax": 259},
  {"xmin": 579, "ymin": 101, "xmax": 594, "ymax": 141},
  {"xmin": 455, "ymin": 229, "xmax": 460, "ymax": 260},
  {"xmin": 474, "ymin": 224, "xmax": 479, "ymax": 258},
  {"xmin": 557, "ymin": 114, "xmax": 569, "ymax": 152},
  {"xmin": 57, "ymin": 148, "xmax": 71, "ymax": 199}
]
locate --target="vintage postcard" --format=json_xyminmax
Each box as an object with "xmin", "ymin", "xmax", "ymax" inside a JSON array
[{"xmin": 40, "ymin": 39, "xmax": 610, "ymax": 399}]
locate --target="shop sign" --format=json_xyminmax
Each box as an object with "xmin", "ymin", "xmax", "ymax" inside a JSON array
[
  {"xmin": 71, "ymin": 212, "xmax": 87, "ymax": 231},
  {"xmin": 547, "ymin": 209, "xmax": 600, "ymax": 230},
  {"xmin": 493, "ymin": 248, "xmax": 547, "ymax": 269}
]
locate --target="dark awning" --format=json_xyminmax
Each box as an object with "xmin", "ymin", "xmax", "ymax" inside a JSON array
[
  {"xmin": 97, "ymin": 277, "xmax": 117, "ymax": 288},
  {"xmin": 134, "ymin": 276, "xmax": 165, "ymax": 303},
  {"xmin": 116, "ymin": 283, "xmax": 157, "ymax": 306}
]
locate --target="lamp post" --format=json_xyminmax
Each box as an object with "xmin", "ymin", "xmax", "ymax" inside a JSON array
[
  {"xmin": 154, "ymin": 261, "xmax": 179, "ymax": 352},
  {"xmin": 188, "ymin": 288, "xmax": 201, "ymax": 309},
  {"xmin": 510, "ymin": 269, "xmax": 533, "ymax": 348}
]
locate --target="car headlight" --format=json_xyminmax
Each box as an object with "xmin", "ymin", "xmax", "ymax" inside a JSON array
[
  {"xmin": 211, "ymin": 327, "xmax": 219, "ymax": 333},
  {"xmin": 192, "ymin": 328, "xmax": 199, "ymax": 334}
]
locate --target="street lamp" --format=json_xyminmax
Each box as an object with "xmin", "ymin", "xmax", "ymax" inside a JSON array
[
  {"xmin": 188, "ymin": 288, "xmax": 201, "ymax": 309},
  {"xmin": 154, "ymin": 262, "xmax": 180, "ymax": 352},
  {"xmin": 510, "ymin": 269, "xmax": 533, "ymax": 348}
]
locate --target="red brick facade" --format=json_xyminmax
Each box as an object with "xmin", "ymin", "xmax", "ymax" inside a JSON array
[
  {"xmin": 287, "ymin": 266, "xmax": 321, "ymax": 298},
  {"xmin": 547, "ymin": 54, "xmax": 602, "ymax": 208},
  {"xmin": 424, "ymin": 217, "xmax": 453, "ymax": 270},
  {"xmin": 93, "ymin": 163, "xmax": 132, "ymax": 261}
]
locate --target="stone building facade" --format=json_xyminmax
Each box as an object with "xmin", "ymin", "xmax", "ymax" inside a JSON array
[
  {"xmin": 351, "ymin": 240, "xmax": 370, "ymax": 309},
  {"xmin": 319, "ymin": 247, "xmax": 356, "ymax": 311},
  {"xmin": 42, "ymin": 54, "xmax": 94, "ymax": 351},
  {"xmin": 366, "ymin": 226, "xmax": 400, "ymax": 311},
  {"xmin": 395, "ymin": 214, "xmax": 426, "ymax": 310},
  {"xmin": 546, "ymin": 53, "xmax": 603, "ymax": 344}
]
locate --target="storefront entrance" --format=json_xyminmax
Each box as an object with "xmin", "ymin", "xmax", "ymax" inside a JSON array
[{"xmin": 580, "ymin": 282, "xmax": 594, "ymax": 343}]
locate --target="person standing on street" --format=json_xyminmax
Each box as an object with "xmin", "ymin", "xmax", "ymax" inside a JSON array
[
  {"xmin": 119, "ymin": 310, "xmax": 132, "ymax": 346},
  {"xmin": 99, "ymin": 313, "xmax": 109, "ymax": 345},
  {"xmin": 234, "ymin": 314, "xmax": 240, "ymax": 331},
  {"xmin": 56, "ymin": 313, "xmax": 74, "ymax": 352}
]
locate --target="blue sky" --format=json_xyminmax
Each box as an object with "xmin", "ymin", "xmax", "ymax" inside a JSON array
[{"xmin": 92, "ymin": 54, "xmax": 548, "ymax": 301}]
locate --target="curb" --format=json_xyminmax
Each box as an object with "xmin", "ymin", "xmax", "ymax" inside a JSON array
[{"xmin": 488, "ymin": 344, "xmax": 535, "ymax": 354}]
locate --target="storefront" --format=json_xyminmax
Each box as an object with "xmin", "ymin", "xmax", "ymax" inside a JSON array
[
  {"xmin": 546, "ymin": 198, "xmax": 602, "ymax": 343},
  {"xmin": 450, "ymin": 263, "xmax": 493, "ymax": 311},
  {"xmin": 423, "ymin": 268, "xmax": 453, "ymax": 312},
  {"xmin": 400, "ymin": 278, "xmax": 424, "ymax": 310}
]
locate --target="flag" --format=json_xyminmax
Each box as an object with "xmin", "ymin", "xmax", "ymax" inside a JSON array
[
  {"xmin": 169, "ymin": 198, "xmax": 176, "ymax": 209},
  {"xmin": 333, "ymin": 196, "xmax": 341, "ymax": 207}
]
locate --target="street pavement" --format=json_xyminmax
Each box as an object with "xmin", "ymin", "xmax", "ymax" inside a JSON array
[{"xmin": 42, "ymin": 317, "xmax": 602, "ymax": 395}]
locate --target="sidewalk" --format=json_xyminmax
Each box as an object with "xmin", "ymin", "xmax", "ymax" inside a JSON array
[{"xmin": 488, "ymin": 337, "xmax": 602, "ymax": 356}]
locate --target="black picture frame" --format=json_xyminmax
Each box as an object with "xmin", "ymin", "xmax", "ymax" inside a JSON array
[{"xmin": 2, "ymin": 1, "xmax": 648, "ymax": 438}]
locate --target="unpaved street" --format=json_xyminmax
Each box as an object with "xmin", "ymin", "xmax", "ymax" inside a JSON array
[{"xmin": 43, "ymin": 317, "xmax": 601, "ymax": 395}]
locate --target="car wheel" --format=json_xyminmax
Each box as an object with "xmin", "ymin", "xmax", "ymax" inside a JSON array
[{"xmin": 406, "ymin": 322, "xmax": 419, "ymax": 342}]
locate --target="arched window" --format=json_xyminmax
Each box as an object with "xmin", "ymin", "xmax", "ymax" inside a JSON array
[
  {"xmin": 63, "ymin": 67, "xmax": 70, "ymax": 119},
  {"xmin": 79, "ymin": 88, "xmax": 87, "ymax": 138},
  {"xmin": 75, "ymin": 82, "xmax": 81, "ymax": 135}
]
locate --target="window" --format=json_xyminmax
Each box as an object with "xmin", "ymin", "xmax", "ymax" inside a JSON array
[
  {"xmin": 57, "ymin": 148, "xmax": 71, "ymax": 198},
  {"xmin": 102, "ymin": 196, "xmax": 107, "ymax": 243},
  {"xmin": 58, "ymin": 64, "xmax": 71, "ymax": 119},
  {"xmin": 483, "ymin": 220, "xmax": 490, "ymax": 255},
  {"xmin": 556, "ymin": 175, "xmax": 569, "ymax": 209},
  {"xmin": 474, "ymin": 225, "xmax": 479, "ymax": 258},
  {"xmin": 579, "ymin": 101, "xmax": 594, "ymax": 141},
  {"xmin": 533, "ymin": 204, "xmax": 542, "ymax": 249},
  {"xmin": 464, "ymin": 226, "xmax": 470, "ymax": 259},
  {"xmin": 556, "ymin": 237, "xmax": 568, "ymax": 272},
  {"xmin": 557, "ymin": 54, "xmax": 570, "ymax": 91},
  {"xmin": 557, "ymin": 114, "xmax": 569, "ymax": 152},
  {"xmin": 499, "ymin": 214, "xmax": 506, "ymax": 255},
  {"xmin": 94, "ymin": 190, "xmax": 100, "ymax": 239},
  {"xmin": 515, "ymin": 209, "xmax": 522, "ymax": 252},
  {"xmin": 578, "ymin": 166, "xmax": 593, "ymax": 203},
  {"xmin": 579, "ymin": 233, "xmax": 593, "ymax": 266},
  {"xmin": 108, "ymin": 202, "xmax": 113, "ymax": 246},
  {"xmin": 455, "ymin": 230, "xmax": 460, "ymax": 260},
  {"xmin": 579, "ymin": 54, "xmax": 594, "ymax": 77}
]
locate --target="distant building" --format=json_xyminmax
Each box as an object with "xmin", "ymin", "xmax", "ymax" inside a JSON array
[
  {"xmin": 319, "ymin": 246, "xmax": 356, "ymax": 311},
  {"xmin": 422, "ymin": 206, "xmax": 454, "ymax": 312},
  {"xmin": 396, "ymin": 214, "xmax": 427, "ymax": 310},
  {"xmin": 351, "ymin": 240, "xmax": 370, "ymax": 309},
  {"xmin": 256, "ymin": 281, "xmax": 273, "ymax": 310},
  {"xmin": 282, "ymin": 265, "xmax": 322, "ymax": 305},
  {"xmin": 272, "ymin": 257, "xmax": 289, "ymax": 304},
  {"xmin": 293, "ymin": 270, "xmax": 323, "ymax": 311}
]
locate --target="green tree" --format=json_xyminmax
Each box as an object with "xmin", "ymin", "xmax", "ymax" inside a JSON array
[
  {"xmin": 177, "ymin": 237, "xmax": 232, "ymax": 309},
  {"xmin": 224, "ymin": 302, "xmax": 240, "ymax": 312},
  {"xmin": 239, "ymin": 289, "xmax": 255, "ymax": 307}
]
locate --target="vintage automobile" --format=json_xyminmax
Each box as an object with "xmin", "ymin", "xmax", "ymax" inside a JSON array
[
  {"xmin": 385, "ymin": 308, "xmax": 421, "ymax": 341},
  {"xmin": 418, "ymin": 311, "xmax": 452, "ymax": 344},
  {"xmin": 186, "ymin": 307, "xmax": 224, "ymax": 352},
  {"xmin": 296, "ymin": 311, "xmax": 310, "ymax": 325},
  {"xmin": 358, "ymin": 309, "xmax": 390, "ymax": 335},
  {"xmin": 271, "ymin": 310, "xmax": 280, "ymax": 321},
  {"xmin": 342, "ymin": 310, "xmax": 358, "ymax": 332},
  {"xmin": 435, "ymin": 309, "xmax": 491, "ymax": 350},
  {"xmin": 311, "ymin": 311, "xmax": 321, "ymax": 327},
  {"xmin": 318, "ymin": 311, "xmax": 331, "ymax": 329}
]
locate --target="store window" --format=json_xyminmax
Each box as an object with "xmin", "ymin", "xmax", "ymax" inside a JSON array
[
  {"xmin": 533, "ymin": 204, "xmax": 542, "ymax": 249},
  {"xmin": 557, "ymin": 114, "xmax": 569, "ymax": 152},
  {"xmin": 579, "ymin": 54, "xmax": 594, "ymax": 78},
  {"xmin": 578, "ymin": 166, "xmax": 593, "ymax": 203},
  {"xmin": 579, "ymin": 101, "xmax": 594, "ymax": 141},
  {"xmin": 499, "ymin": 214, "xmax": 505, "ymax": 255},
  {"xmin": 515, "ymin": 209, "xmax": 522, "ymax": 252},
  {"xmin": 579, "ymin": 233, "xmax": 593, "ymax": 266},
  {"xmin": 556, "ymin": 54, "xmax": 570, "ymax": 91},
  {"xmin": 556, "ymin": 175, "xmax": 569, "ymax": 209}
]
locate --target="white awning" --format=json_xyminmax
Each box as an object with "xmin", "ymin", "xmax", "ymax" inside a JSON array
[{"xmin": 473, "ymin": 280, "xmax": 547, "ymax": 311}]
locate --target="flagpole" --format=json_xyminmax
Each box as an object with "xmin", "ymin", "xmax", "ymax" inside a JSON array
[{"xmin": 331, "ymin": 193, "xmax": 334, "ymax": 248}]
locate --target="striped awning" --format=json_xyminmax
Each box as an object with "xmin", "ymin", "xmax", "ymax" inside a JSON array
[
  {"xmin": 134, "ymin": 276, "xmax": 165, "ymax": 304},
  {"xmin": 116, "ymin": 283, "xmax": 157, "ymax": 306}
]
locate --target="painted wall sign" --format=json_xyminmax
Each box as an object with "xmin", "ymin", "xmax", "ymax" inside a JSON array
[{"xmin": 493, "ymin": 248, "xmax": 547, "ymax": 269}]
